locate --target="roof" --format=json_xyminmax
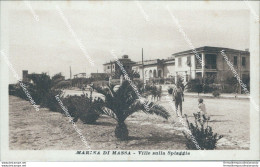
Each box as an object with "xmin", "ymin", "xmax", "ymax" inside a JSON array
[
  {"xmin": 133, "ymin": 59, "xmax": 164, "ymax": 67},
  {"xmin": 133, "ymin": 57, "xmax": 175, "ymax": 67},
  {"xmin": 172, "ymin": 46, "xmax": 250, "ymax": 57},
  {"xmin": 103, "ymin": 58, "xmax": 136, "ymax": 65}
]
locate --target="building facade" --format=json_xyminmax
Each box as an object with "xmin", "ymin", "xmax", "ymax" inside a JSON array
[
  {"xmin": 132, "ymin": 57, "xmax": 175, "ymax": 83},
  {"xmin": 73, "ymin": 73, "xmax": 87, "ymax": 78},
  {"xmin": 103, "ymin": 55, "xmax": 135, "ymax": 78},
  {"xmin": 172, "ymin": 46, "xmax": 250, "ymax": 83},
  {"xmin": 105, "ymin": 46, "xmax": 250, "ymax": 85}
]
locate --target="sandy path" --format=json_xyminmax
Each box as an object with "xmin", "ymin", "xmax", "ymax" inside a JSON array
[
  {"xmin": 9, "ymin": 96, "xmax": 185, "ymax": 150},
  {"xmin": 9, "ymin": 95, "xmax": 249, "ymax": 150}
]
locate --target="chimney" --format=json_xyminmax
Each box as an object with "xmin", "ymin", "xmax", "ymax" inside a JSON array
[
  {"xmin": 22, "ymin": 70, "xmax": 28, "ymax": 82},
  {"xmin": 245, "ymin": 48, "xmax": 249, "ymax": 52}
]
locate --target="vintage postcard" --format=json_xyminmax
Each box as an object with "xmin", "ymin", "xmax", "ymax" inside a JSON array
[{"xmin": 0, "ymin": 0, "xmax": 259, "ymax": 161}]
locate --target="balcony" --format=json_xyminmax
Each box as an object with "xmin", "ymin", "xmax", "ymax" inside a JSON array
[
  {"xmin": 196, "ymin": 54, "xmax": 217, "ymax": 70},
  {"xmin": 205, "ymin": 64, "xmax": 217, "ymax": 69}
]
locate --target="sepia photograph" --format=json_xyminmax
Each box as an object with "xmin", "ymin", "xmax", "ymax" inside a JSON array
[{"xmin": 0, "ymin": 0, "xmax": 259, "ymax": 162}]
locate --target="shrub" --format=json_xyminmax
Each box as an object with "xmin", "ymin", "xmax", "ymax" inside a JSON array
[
  {"xmin": 10, "ymin": 73, "xmax": 65, "ymax": 112},
  {"xmin": 40, "ymin": 89, "xmax": 63, "ymax": 112},
  {"xmin": 168, "ymin": 88, "xmax": 173, "ymax": 94},
  {"xmin": 27, "ymin": 73, "xmax": 52, "ymax": 104},
  {"xmin": 183, "ymin": 113, "xmax": 223, "ymax": 150},
  {"xmin": 9, "ymin": 83, "xmax": 27, "ymax": 99},
  {"xmin": 186, "ymin": 79, "xmax": 203, "ymax": 94},
  {"xmin": 221, "ymin": 77, "xmax": 238, "ymax": 93},
  {"xmin": 212, "ymin": 90, "xmax": 220, "ymax": 97},
  {"xmin": 62, "ymin": 93, "xmax": 103, "ymax": 124}
]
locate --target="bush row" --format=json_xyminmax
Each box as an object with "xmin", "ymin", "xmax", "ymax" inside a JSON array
[{"xmin": 9, "ymin": 73, "xmax": 102, "ymax": 124}]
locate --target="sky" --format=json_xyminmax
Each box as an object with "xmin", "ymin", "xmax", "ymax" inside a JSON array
[{"xmin": 8, "ymin": 1, "xmax": 250, "ymax": 83}]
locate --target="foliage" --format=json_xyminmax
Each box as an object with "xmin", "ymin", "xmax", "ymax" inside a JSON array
[
  {"xmin": 183, "ymin": 113, "xmax": 223, "ymax": 150},
  {"xmin": 186, "ymin": 78, "xmax": 203, "ymax": 94},
  {"xmin": 62, "ymin": 92, "xmax": 103, "ymax": 124},
  {"xmin": 10, "ymin": 73, "xmax": 63, "ymax": 112},
  {"xmin": 71, "ymin": 78, "xmax": 92, "ymax": 88},
  {"xmin": 129, "ymin": 70, "xmax": 140, "ymax": 79},
  {"xmin": 92, "ymin": 81, "xmax": 170, "ymax": 140},
  {"xmin": 143, "ymin": 84, "xmax": 162, "ymax": 100},
  {"xmin": 202, "ymin": 75, "xmax": 216, "ymax": 93},
  {"xmin": 187, "ymin": 75, "xmax": 218, "ymax": 94},
  {"xmin": 133, "ymin": 79, "xmax": 144, "ymax": 93},
  {"xmin": 112, "ymin": 68, "xmax": 139, "ymax": 79},
  {"xmin": 54, "ymin": 80, "xmax": 71, "ymax": 89},
  {"xmin": 9, "ymin": 83, "xmax": 25, "ymax": 99},
  {"xmin": 242, "ymin": 75, "xmax": 250, "ymax": 92},
  {"xmin": 40, "ymin": 89, "xmax": 63, "ymax": 112},
  {"xmin": 212, "ymin": 90, "xmax": 220, "ymax": 97},
  {"xmin": 27, "ymin": 73, "xmax": 52, "ymax": 104},
  {"xmin": 51, "ymin": 73, "xmax": 65, "ymax": 87}
]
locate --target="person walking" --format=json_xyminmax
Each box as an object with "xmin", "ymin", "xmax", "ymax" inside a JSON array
[{"xmin": 173, "ymin": 83, "xmax": 184, "ymax": 116}]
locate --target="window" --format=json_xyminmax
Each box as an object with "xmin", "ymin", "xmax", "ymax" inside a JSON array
[
  {"xmin": 195, "ymin": 54, "xmax": 202, "ymax": 69},
  {"xmin": 149, "ymin": 70, "xmax": 153, "ymax": 78},
  {"xmin": 112, "ymin": 65, "xmax": 115, "ymax": 69},
  {"xmin": 158, "ymin": 70, "xmax": 162, "ymax": 78},
  {"xmin": 178, "ymin": 58, "xmax": 182, "ymax": 67},
  {"xmin": 107, "ymin": 66, "xmax": 110, "ymax": 69},
  {"xmin": 205, "ymin": 54, "xmax": 217, "ymax": 69},
  {"xmin": 242, "ymin": 57, "xmax": 246, "ymax": 66},
  {"xmin": 234, "ymin": 56, "xmax": 237, "ymax": 66},
  {"xmin": 187, "ymin": 56, "xmax": 191, "ymax": 66}
]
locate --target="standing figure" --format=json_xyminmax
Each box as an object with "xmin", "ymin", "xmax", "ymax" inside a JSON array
[
  {"xmin": 198, "ymin": 98, "xmax": 207, "ymax": 116},
  {"xmin": 173, "ymin": 84, "xmax": 184, "ymax": 116}
]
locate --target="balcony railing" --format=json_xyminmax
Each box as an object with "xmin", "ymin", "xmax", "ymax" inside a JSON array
[
  {"xmin": 196, "ymin": 63, "xmax": 217, "ymax": 70},
  {"xmin": 205, "ymin": 64, "xmax": 217, "ymax": 69}
]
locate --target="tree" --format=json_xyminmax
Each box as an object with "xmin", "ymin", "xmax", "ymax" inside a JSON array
[
  {"xmin": 28, "ymin": 73, "xmax": 52, "ymax": 104},
  {"xmin": 92, "ymin": 81, "xmax": 170, "ymax": 140},
  {"xmin": 51, "ymin": 73, "xmax": 65, "ymax": 88}
]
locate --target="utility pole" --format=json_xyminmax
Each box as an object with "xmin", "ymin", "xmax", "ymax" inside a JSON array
[
  {"xmin": 190, "ymin": 65, "xmax": 191, "ymax": 81},
  {"xmin": 239, "ymin": 52, "xmax": 242, "ymax": 94},
  {"xmin": 70, "ymin": 66, "xmax": 72, "ymax": 79},
  {"xmin": 142, "ymin": 48, "xmax": 145, "ymax": 89},
  {"xmin": 110, "ymin": 61, "xmax": 112, "ymax": 74}
]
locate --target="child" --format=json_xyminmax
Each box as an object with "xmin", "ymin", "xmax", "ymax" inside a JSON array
[{"xmin": 198, "ymin": 98, "xmax": 207, "ymax": 116}]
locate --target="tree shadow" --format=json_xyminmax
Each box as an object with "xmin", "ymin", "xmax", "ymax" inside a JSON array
[{"xmin": 93, "ymin": 121, "xmax": 116, "ymax": 126}]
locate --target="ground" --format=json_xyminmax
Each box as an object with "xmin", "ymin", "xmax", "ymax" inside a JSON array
[{"xmin": 9, "ymin": 93, "xmax": 249, "ymax": 150}]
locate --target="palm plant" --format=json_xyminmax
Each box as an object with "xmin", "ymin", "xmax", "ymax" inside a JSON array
[{"xmin": 92, "ymin": 81, "xmax": 170, "ymax": 140}]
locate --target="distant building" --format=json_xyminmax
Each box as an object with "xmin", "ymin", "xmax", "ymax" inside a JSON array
[
  {"xmin": 22, "ymin": 70, "xmax": 49, "ymax": 84},
  {"xmin": 132, "ymin": 57, "xmax": 175, "ymax": 82},
  {"xmin": 103, "ymin": 55, "xmax": 136, "ymax": 78},
  {"xmin": 172, "ymin": 46, "xmax": 250, "ymax": 82},
  {"xmin": 73, "ymin": 73, "xmax": 87, "ymax": 78}
]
